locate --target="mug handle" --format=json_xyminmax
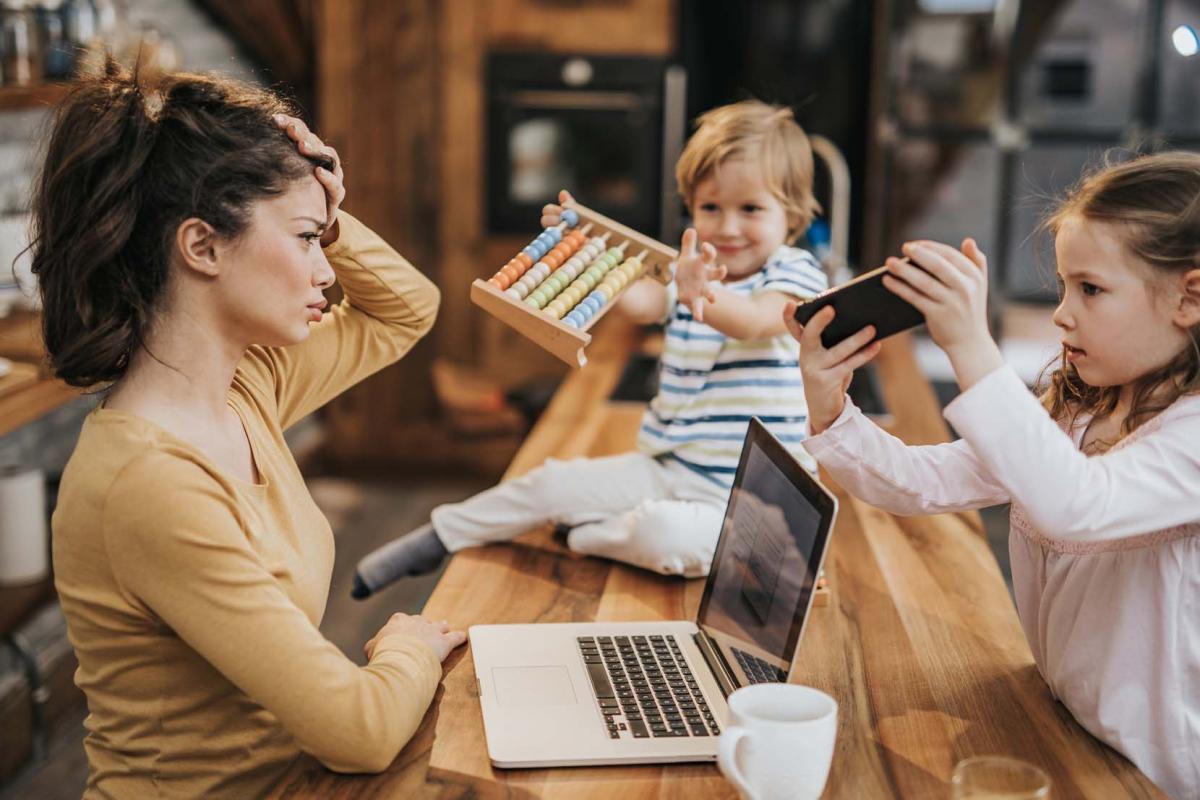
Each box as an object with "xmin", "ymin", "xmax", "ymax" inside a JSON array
[{"xmin": 717, "ymin": 726, "xmax": 757, "ymax": 799}]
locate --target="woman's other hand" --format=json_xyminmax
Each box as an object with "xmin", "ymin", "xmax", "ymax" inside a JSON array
[
  {"xmin": 783, "ymin": 303, "xmax": 880, "ymax": 434},
  {"xmin": 364, "ymin": 613, "xmax": 467, "ymax": 663},
  {"xmin": 275, "ymin": 114, "xmax": 345, "ymax": 246}
]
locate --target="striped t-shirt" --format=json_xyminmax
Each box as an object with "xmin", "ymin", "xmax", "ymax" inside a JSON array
[{"xmin": 638, "ymin": 245, "xmax": 828, "ymax": 488}]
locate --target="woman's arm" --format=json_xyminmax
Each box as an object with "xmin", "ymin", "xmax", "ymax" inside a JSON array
[
  {"xmin": 236, "ymin": 116, "xmax": 440, "ymax": 429},
  {"xmin": 105, "ymin": 452, "xmax": 449, "ymax": 773},
  {"xmin": 239, "ymin": 210, "xmax": 440, "ymax": 429}
]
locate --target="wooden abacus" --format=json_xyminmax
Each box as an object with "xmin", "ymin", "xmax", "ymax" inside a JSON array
[{"xmin": 470, "ymin": 200, "xmax": 677, "ymax": 368}]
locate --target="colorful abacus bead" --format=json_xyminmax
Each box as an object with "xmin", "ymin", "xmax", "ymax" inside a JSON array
[
  {"xmin": 560, "ymin": 208, "xmax": 579, "ymax": 227},
  {"xmin": 523, "ymin": 235, "xmax": 607, "ymax": 308},
  {"xmin": 547, "ymin": 246, "xmax": 624, "ymax": 319},
  {"xmin": 498, "ymin": 226, "xmax": 588, "ymax": 293},
  {"xmin": 564, "ymin": 255, "xmax": 647, "ymax": 328}
]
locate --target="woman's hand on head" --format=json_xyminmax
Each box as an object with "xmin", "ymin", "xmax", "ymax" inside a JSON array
[
  {"xmin": 364, "ymin": 612, "xmax": 467, "ymax": 663},
  {"xmin": 274, "ymin": 114, "xmax": 345, "ymax": 246},
  {"xmin": 783, "ymin": 303, "xmax": 881, "ymax": 434},
  {"xmin": 540, "ymin": 189, "xmax": 575, "ymax": 228},
  {"xmin": 675, "ymin": 228, "xmax": 728, "ymax": 322}
]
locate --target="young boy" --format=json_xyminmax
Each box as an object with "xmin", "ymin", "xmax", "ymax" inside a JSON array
[{"xmin": 353, "ymin": 99, "xmax": 829, "ymax": 595}]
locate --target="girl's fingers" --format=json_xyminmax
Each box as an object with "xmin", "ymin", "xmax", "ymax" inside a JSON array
[
  {"xmin": 559, "ymin": 189, "xmax": 574, "ymax": 205},
  {"xmin": 700, "ymin": 241, "xmax": 717, "ymax": 264},
  {"xmin": 888, "ymin": 256, "xmax": 953, "ymax": 301},
  {"xmin": 882, "ymin": 273, "xmax": 934, "ymax": 314},
  {"xmin": 692, "ymin": 297, "xmax": 706, "ymax": 322},
  {"xmin": 824, "ymin": 322, "xmax": 877, "ymax": 365},
  {"xmin": 962, "ymin": 237, "xmax": 988, "ymax": 272},
  {"xmin": 782, "ymin": 301, "xmax": 804, "ymax": 340},
  {"xmin": 800, "ymin": 304, "xmax": 836, "ymax": 350},
  {"xmin": 842, "ymin": 339, "xmax": 883, "ymax": 373},
  {"xmin": 907, "ymin": 240, "xmax": 975, "ymax": 281}
]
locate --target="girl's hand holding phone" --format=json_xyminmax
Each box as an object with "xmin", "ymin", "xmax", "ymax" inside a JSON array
[
  {"xmin": 784, "ymin": 303, "xmax": 881, "ymax": 434},
  {"xmin": 883, "ymin": 238, "xmax": 1004, "ymax": 389}
]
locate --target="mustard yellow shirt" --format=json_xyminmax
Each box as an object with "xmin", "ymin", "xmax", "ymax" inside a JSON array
[{"xmin": 52, "ymin": 212, "xmax": 443, "ymax": 799}]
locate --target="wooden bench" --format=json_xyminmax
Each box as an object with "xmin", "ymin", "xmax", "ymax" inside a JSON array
[{"xmin": 269, "ymin": 315, "xmax": 1164, "ymax": 799}]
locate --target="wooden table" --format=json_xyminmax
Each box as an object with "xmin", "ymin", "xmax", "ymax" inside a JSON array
[
  {"xmin": 270, "ymin": 318, "xmax": 1164, "ymax": 799},
  {"xmin": 0, "ymin": 311, "xmax": 80, "ymax": 438}
]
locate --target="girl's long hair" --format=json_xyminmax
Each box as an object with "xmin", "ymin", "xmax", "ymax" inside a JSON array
[{"xmin": 1040, "ymin": 151, "xmax": 1200, "ymax": 442}]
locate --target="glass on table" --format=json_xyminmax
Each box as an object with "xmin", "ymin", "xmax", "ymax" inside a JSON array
[{"xmin": 952, "ymin": 756, "xmax": 1051, "ymax": 800}]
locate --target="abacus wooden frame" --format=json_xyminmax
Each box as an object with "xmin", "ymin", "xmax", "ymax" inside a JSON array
[{"xmin": 470, "ymin": 200, "xmax": 678, "ymax": 368}]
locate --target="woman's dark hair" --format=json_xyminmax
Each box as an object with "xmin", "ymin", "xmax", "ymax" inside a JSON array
[
  {"xmin": 1039, "ymin": 150, "xmax": 1200, "ymax": 445},
  {"xmin": 30, "ymin": 62, "xmax": 333, "ymax": 388}
]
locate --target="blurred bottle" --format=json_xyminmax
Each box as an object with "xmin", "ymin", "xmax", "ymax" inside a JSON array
[
  {"xmin": 34, "ymin": 0, "xmax": 73, "ymax": 80},
  {"xmin": 2, "ymin": 0, "xmax": 42, "ymax": 86},
  {"xmin": 61, "ymin": 0, "xmax": 102, "ymax": 76},
  {"xmin": 127, "ymin": 24, "xmax": 178, "ymax": 82}
]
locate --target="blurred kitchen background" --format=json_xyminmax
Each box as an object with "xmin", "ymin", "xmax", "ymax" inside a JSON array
[{"xmin": 2, "ymin": 1, "xmax": 1198, "ymax": 795}]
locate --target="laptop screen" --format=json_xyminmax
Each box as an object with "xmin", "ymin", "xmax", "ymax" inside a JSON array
[{"xmin": 695, "ymin": 418, "xmax": 836, "ymax": 668}]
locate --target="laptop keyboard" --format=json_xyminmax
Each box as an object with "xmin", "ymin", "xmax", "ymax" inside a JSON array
[
  {"xmin": 577, "ymin": 635, "xmax": 721, "ymax": 740},
  {"xmin": 731, "ymin": 646, "xmax": 788, "ymax": 684}
]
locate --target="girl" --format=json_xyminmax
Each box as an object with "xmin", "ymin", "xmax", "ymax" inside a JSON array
[
  {"xmin": 787, "ymin": 151, "xmax": 1200, "ymax": 798},
  {"xmin": 38, "ymin": 65, "xmax": 465, "ymax": 798}
]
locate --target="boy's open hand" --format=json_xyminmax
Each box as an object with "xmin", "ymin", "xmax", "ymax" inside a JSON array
[
  {"xmin": 540, "ymin": 189, "xmax": 575, "ymax": 228},
  {"xmin": 675, "ymin": 228, "xmax": 727, "ymax": 322}
]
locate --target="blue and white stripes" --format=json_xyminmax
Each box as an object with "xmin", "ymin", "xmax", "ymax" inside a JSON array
[{"xmin": 638, "ymin": 245, "xmax": 828, "ymax": 487}]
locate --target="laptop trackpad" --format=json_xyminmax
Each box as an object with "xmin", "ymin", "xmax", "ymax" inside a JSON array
[{"xmin": 492, "ymin": 665, "xmax": 578, "ymax": 708}]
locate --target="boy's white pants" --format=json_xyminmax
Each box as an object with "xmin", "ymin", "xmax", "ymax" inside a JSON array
[{"xmin": 431, "ymin": 452, "xmax": 730, "ymax": 577}]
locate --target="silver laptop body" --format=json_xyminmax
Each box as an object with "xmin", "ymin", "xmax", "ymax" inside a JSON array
[{"xmin": 469, "ymin": 417, "xmax": 838, "ymax": 768}]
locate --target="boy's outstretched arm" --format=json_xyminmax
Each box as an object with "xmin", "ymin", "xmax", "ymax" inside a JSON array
[{"xmin": 675, "ymin": 228, "xmax": 796, "ymax": 340}]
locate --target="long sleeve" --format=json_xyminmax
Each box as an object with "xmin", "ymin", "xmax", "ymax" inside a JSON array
[
  {"xmin": 802, "ymin": 397, "xmax": 1010, "ymax": 515},
  {"xmin": 103, "ymin": 450, "xmax": 443, "ymax": 774},
  {"xmin": 944, "ymin": 364, "xmax": 1200, "ymax": 543},
  {"xmin": 238, "ymin": 210, "xmax": 441, "ymax": 430}
]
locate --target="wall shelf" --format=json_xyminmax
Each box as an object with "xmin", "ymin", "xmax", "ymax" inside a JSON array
[{"xmin": 0, "ymin": 83, "xmax": 71, "ymax": 112}]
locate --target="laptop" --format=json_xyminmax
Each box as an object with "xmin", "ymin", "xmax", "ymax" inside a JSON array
[{"xmin": 469, "ymin": 417, "xmax": 838, "ymax": 768}]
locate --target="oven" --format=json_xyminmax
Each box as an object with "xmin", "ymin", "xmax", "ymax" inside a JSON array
[{"xmin": 486, "ymin": 52, "xmax": 686, "ymax": 241}]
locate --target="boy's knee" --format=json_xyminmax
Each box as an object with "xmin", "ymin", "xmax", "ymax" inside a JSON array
[{"xmin": 629, "ymin": 502, "xmax": 721, "ymax": 577}]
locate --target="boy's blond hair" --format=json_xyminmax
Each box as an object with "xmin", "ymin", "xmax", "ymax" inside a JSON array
[{"xmin": 675, "ymin": 99, "xmax": 821, "ymax": 242}]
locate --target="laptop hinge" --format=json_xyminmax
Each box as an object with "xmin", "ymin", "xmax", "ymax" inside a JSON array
[{"xmin": 694, "ymin": 630, "xmax": 738, "ymax": 698}]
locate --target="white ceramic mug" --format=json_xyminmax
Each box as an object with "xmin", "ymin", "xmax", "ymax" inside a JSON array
[{"xmin": 717, "ymin": 683, "xmax": 838, "ymax": 800}]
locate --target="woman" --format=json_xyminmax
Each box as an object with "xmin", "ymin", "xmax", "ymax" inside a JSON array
[{"xmin": 34, "ymin": 63, "xmax": 465, "ymax": 798}]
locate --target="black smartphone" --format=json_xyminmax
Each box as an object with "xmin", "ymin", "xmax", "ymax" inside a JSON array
[{"xmin": 792, "ymin": 263, "xmax": 925, "ymax": 349}]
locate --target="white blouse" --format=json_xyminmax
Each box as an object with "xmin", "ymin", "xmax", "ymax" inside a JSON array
[{"xmin": 802, "ymin": 365, "xmax": 1200, "ymax": 799}]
